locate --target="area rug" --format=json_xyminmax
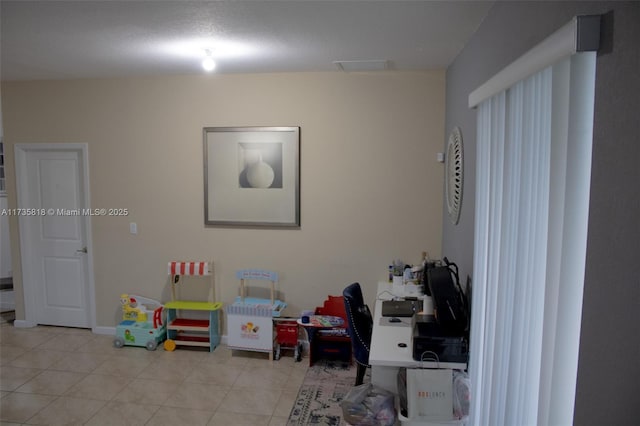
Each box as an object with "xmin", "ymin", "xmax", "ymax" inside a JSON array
[{"xmin": 287, "ymin": 360, "xmax": 359, "ymax": 425}]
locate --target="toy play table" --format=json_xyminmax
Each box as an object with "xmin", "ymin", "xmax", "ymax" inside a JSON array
[{"xmin": 298, "ymin": 315, "xmax": 349, "ymax": 365}]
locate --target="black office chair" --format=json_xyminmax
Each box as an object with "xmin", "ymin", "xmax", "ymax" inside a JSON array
[{"xmin": 343, "ymin": 282, "xmax": 373, "ymax": 386}]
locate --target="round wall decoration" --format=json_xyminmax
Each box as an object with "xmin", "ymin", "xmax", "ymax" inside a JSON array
[{"xmin": 445, "ymin": 127, "xmax": 464, "ymax": 225}]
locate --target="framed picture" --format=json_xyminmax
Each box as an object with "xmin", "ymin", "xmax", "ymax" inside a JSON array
[{"xmin": 204, "ymin": 126, "xmax": 300, "ymax": 227}]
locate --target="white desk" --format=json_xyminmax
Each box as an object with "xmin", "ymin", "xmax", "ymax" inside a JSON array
[{"xmin": 369, "ymin": 282, "xmax": 467, "ymax": 394}]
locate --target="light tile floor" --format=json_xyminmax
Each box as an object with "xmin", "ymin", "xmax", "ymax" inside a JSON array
[{"xmin": 0, "ymin": 320, "xmax": 307, "ymax": 425}]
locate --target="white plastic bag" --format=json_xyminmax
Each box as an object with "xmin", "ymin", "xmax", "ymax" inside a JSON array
[
  {"xmin": 340, "ymin": 382, "xmax": 396, "ymax": 426},
  {"xmin": 452, "ymin": 370, "xmax": 470, "ymax": 420}
]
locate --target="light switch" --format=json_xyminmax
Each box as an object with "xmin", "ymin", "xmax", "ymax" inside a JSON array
[
  {"xmin": 436, "ymin": 152, "xmax": 445, "ymax": 163},
  {"xmin": 129, "ymin": 222, "xmax": 137, "ymax": 235}
]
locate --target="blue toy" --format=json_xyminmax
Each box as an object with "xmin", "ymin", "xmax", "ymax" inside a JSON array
[{"xmin": 113, "ymin": 294, "xmax": 166, "ymax": 350}]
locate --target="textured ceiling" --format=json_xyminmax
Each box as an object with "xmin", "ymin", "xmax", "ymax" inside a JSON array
[{"xmin": 1, "ymin": 1, "xmax": 494, "ymax": 81}]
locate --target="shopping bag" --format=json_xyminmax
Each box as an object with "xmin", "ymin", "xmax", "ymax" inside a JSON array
[{"xmin": 406, "ymin": 368, "xmax": 453, "ymax": 421}]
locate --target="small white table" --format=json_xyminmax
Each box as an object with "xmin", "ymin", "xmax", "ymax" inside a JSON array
[{"xmin": 369, "ymin": 282, "xmax": 467, "ymax": 394}]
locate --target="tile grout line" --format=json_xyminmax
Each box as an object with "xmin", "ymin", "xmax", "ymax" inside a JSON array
[{"xmin": 1, "ymin": 325, "xmax": 309, "ymax": 425}]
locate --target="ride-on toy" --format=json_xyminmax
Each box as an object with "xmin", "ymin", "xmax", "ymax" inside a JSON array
[{"xmin": 113, "ymin": 294, "xmax": 166, "ymax": 351}]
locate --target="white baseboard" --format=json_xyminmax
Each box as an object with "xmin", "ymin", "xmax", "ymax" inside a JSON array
[
  {"xmin": 92, "ymin": 326, "xmax": 115, "ymax": 335},
  {"xmin": 13, "ymin": 319, "xmax": 37, "ymax": 328}
]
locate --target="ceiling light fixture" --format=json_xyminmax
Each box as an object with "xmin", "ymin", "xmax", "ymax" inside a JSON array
[{"xmin": 202, "ymin": 49, "xmax": 216, "ymax": 72}]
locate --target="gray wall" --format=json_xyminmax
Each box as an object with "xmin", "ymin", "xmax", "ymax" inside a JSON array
[{"xmin": 442, "ymin": 2, "xmax": 639, "ymax": 425}]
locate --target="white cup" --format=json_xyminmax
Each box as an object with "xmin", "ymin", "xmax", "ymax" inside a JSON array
[
  {"xmin": 392, "ymin": 275, "xmax": 404, "ymax": 296},
  {"xmin": 422, "ymin": 296, "xmax": 434, "ymax": 315}
]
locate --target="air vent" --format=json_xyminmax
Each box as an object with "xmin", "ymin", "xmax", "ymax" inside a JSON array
[
  {"xmin": 333, "ymin": 60, "xmax": 388, "ymax": 72},
  {"xmin": 446, "ymin": 127, "xmax": 464, "ymax": 225}
]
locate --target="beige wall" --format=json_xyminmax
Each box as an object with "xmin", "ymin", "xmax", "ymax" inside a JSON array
[{"xmin": 2, "ymin": 71, "xmax": 445, "ymax": 328}]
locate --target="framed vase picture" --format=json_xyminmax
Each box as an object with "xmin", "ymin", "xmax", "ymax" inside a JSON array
[{"xmin": 204, "ymin": 126, "xmax": 300, "ymax": 227}]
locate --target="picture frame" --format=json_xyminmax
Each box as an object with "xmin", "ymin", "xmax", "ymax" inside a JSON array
[{"xmin": 204, "ymin": 126, "xmax": 300, "ymax": 227}]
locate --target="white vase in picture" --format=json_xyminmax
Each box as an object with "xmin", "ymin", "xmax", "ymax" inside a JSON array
[{"xmin": 246, "ymin": 155, "xmax": 275, "ymax": 188}]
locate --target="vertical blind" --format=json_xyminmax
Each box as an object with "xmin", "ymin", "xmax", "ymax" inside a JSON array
[{"xmin": 468, "ymin": 51, "xmax": 596, "ymax": 426}]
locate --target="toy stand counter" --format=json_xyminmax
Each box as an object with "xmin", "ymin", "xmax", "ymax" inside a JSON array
[
  {"xmin": 226, "ymin": 269, "xmax": 287, "ymax": 361},
  {"xmin": 163, "ymin": 261, "xmax": 222, "ymax": 352}
]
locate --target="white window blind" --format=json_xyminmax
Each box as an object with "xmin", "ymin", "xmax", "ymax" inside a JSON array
[{"xmin": 468, "ymin": 17, "xmax": 598, "ymax": 426}]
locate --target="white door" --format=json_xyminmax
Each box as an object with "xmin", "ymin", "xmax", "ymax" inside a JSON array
[{"xmin": 16, "ymin": 144, "xmax": 94, "ymax": 328}]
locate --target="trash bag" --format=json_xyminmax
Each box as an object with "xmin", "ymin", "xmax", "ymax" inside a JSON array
[
  {"xmin": 452, "ymin": 370, "xmax": 470, "ymax": 420},
  {"xmin": 340, "ymin": 382, "xmax": 396, "ymax": 426}
]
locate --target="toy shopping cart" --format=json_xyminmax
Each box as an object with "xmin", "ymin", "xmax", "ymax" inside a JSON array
[{"xmin": 274, "ymin": 318, "xmax": 302, "ymax": 361}]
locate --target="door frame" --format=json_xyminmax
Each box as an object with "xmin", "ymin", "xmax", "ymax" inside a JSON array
[{"xmin": 14, "ymin": 143, "xmax": 96, "ymax": 329}]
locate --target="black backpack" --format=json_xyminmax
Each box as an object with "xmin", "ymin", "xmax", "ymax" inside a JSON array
[{"xmin": 426, "ymin": 258, "xmax": 469, "ymax": 336}]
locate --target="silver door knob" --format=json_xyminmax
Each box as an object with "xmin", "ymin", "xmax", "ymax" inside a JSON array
[{"xmin": 76, "ymin": 247, "xmax": 88, "ymax": 254}]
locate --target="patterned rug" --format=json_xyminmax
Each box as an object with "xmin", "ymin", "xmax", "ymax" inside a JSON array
[{"xmin": 287, "ymin": 360, "xmax": 359, "ymax": 425}]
